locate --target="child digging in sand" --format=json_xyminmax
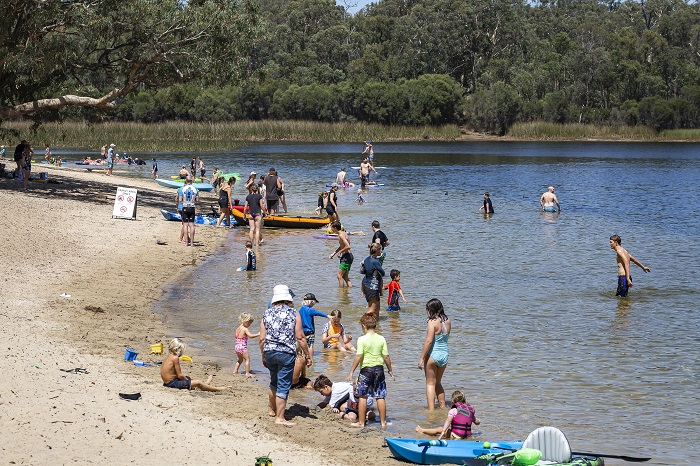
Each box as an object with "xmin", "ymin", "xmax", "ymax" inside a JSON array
[
  {"xmin": 161, "ymin": 338, "xmax": 231, "ymax": 391},
  {"xmin": 415, "ymin": 390, "xmax": 480, "ymax": 439},
  {"xmin": 234, "ymin": 313, "xmax": 260, "ymax": 377}
]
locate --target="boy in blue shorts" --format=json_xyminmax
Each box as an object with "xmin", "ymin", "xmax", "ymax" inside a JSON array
[
  {"xmin": 347, "ymin": 314, "xmax": 395, "ymax": 429},
  {"xmin": 384, "ymin": 269, "xmax": 407, "ymax": 312}
]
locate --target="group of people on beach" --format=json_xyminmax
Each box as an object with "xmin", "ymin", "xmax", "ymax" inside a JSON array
[{"xmin": 163, "ymin": 142, "xmax": 651, "ymax": 436}]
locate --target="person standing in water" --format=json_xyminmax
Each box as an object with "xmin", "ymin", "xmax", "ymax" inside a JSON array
[
  {"xmin": 479, "ymin": 192, "xmax": 494, "ymax": 214},
  {"xmin": 329, "ymin": 220, "xmax": 353, "ymax": 288},
  {"xmin": 609, "ymin": 234, "xmax": 650, "ymax": 297},
  {"xmin": 540, "ymin": 186, "xmax": 561, "ymax": 212}
]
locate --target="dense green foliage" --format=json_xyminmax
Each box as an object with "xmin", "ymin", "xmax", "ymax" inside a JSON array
[{"xmin": 2, "ymin": 0, "xmax": 700, "ymax": 134}]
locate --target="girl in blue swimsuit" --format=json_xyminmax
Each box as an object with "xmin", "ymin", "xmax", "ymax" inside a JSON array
[{"xmin": 417, "ymin": 298, "xmax": 451, "ymax": 410}]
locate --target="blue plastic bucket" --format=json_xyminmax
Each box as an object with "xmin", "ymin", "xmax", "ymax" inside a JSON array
[{"xmin": 124, "ymin": 348, "xmax": 138, "ymax": 361}]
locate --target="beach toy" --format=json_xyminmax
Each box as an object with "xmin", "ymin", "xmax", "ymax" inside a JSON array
[
  {"xmin": 180, "ymin": 355, "xmax": 192, "ymax": 362},
  {"xmin": 124, "ymin": 348, "xmax": 138, "ymax": 361},
  {"xmin": 150, "ymin": 342, "xmax": 163, "ymax": 354},
  {"xmin": 255, "ymin": 455, "xmax": 273, "ymax": 466},
  {"xmin": 133, "ymin": 360, "xmax": 152, "ymax": 367}
]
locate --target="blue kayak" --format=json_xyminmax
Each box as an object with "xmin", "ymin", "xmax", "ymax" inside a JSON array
[
  {"xmin": 160, "ymin": 209, "xmax": 236, "ymax": 226},
  {"xmin": 155, "ymin": 178, "xmax": 214, "ymax": 192},
  {"xmin": 386, "ymin": 438, "xmax": 523, "ymax": 465}
]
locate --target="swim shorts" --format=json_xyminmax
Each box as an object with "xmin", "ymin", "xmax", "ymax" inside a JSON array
[
  {"xmin": 339, "ymin": 252, "xmax": 353, "ymax": 272},
  {"xmin": 107, "ymin": 161, "xmax": 114, "ymax": 169},
  {"xmin": 325, "ymin": 205, "xmax": 336, "ymax": 216},
  {"xmin": 164, "ymin": 377, "xmax": 191, "ymax": 390},
  {"xmin": 304, "ymin": 332, "xmax": 315, "ymax": 346},
  {"xmin": 355, "ymin": 365, "xmax": 386, "ymax": 399},
  {"xmin": 182, "ymin": 207, "xmax": 196, "ymax": 222},
  {"xmin": 387, "ymin": 305, "xmax": 401, "ymax": 312},
  {"xmin": 543, "ymin": 206, "xmax": 557, "ymax": 213},
  {"xmin": 364, "ymin": 288, "xmax": 380, "ymax": 302},
  {"xmin": 267, "ymin": 199, "xmax": 279, "ymax": 212},
  {"xmin": 201, "ymin": 169, "xmax": 206, "ymax": 177},
  {"xmin": 616, "ymin": 276, "xmax": 629, "ymax": 297},
  {"xmin": 360, "ymin": 174, "xmax": 369, "ymax": 186}
]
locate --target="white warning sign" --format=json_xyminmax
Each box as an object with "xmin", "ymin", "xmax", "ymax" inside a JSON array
[{"xmin": 112, "ymin": 187, "xmax": 138, "ymax": 219}]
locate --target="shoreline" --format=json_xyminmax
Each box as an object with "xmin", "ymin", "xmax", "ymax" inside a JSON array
[{"xmin": 0, "ymin": 165, "xmax": 397, "ymax": 465}]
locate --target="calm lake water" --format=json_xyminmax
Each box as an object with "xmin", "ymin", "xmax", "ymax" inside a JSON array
[{"xmin": 86, "ymin": 141, "xmax": 699, "ymax": 465}]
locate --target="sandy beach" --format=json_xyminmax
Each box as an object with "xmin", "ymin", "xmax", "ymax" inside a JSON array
[{"xmin": 0, "ymin": 163, "xmax": 398, "ymax": 465}]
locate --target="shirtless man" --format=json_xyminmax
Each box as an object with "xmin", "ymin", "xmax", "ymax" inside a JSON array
[
  {"xmin": 329, "ymin": 220, "xmax": 353, "ymax": 287},
  {"xmin": 609, "ymin": 234, "xmax": 650, "ymax": 297},
  {"xmin": 540, "ymin": 186, "xmax": 561, "ymax": 212},
  {"xmin": 359, "ymin": 158, "xmax": 377, "ymax": 188},
  {"xmin": 178, "ymin": 165, "xmax": 191, "ymax": 179},
  {"xmin": 336, "ymin": 167, "xmax": 347, "ymax": 186}
]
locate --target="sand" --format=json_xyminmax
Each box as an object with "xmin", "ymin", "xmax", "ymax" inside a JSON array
[{"xmin": 0, "ymin": 162, "xmax": 399, "ymax": 465}]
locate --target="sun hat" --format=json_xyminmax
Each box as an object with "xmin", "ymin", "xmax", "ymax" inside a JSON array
[
  {"xmin": 250, "ymin": 171, "xmax": 256, "ymax": 176},
  {"xmin": 303, "ymin": 293, "xmax": 319, "ymax": 303},
  {"xmin": 271, "ymin": 285, "xmax": 295, "ymax": 304},
  {"xmin": 110, "ymin": 143, "xmax": 116, "ymax": 147},
  {"xmin": 331, "ymin": 183, "xmax": 338, "ymax": 188}
]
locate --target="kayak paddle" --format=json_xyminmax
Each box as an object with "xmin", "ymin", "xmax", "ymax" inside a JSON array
[
  {"xmin": 492, "ymin": 445, "xmax": 651, "ymax": 463},
  {"xmin": 571, "ymin": 452, "xmax": 651, "ymax": 462}
]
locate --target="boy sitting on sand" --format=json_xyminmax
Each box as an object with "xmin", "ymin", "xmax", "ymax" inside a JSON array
[{"xmin": 161, "ymin": 338, "xmax": 231, "ymax": 392}]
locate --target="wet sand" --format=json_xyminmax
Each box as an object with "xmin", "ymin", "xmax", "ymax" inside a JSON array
[{"xmin": 0, "ymin": 162, "xmax": 398, "ymax": 465}]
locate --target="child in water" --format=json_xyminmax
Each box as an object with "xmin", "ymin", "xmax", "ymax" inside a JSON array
[
  {"xmin": 237, "ymin": 241, "xmax": 256, "ymax": 271},
  {"xmin": 321, "ymin": 309, "xmax": 355, "ymax": 352},
  {"xmin": 233, "ymin": 313, "xmax": 260, "ymax": 377},
  {"xmin": 161, "ymin": 338, "xmax": 230, "ymax": 391},
  {"xmin": 384, "ymin": 269, "xmax": 407, "ymax": 312},
  {"xmin": 315, "ymin": 191, "xmax": 328, "ymax": 216},
  {"xmin": 356, "ymin": 189, "xmax": 365, "ymax": 205},
  {"xmin": 415, "ymin": 390, "xmax": 480, "ymax": 439}
]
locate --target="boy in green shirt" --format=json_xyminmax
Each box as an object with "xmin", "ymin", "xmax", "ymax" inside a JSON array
[{"xmin": 347, "ymin": 314, "xmax": 395, "ymax": 429}]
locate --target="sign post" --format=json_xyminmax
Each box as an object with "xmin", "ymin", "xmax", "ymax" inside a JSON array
[{"xmin": 112, "ymin": 187, "xmax": 138, "ymax": 219}]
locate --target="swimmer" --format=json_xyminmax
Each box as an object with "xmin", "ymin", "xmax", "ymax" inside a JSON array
[{"xmin": 540, "ymin": 186, "xmax": 561, "ymax": 212}]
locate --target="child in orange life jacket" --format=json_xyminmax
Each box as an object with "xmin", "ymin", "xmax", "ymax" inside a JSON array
[
  {"xmin": 415, "ymin": 390, "xmax": 480, "ymax": 439},
  {"xmin": 321, "ymin": 309, "xmax": 355, "ymax": 352}
]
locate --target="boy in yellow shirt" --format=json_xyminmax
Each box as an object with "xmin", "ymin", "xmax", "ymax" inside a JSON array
[{"xmin": 347, "ymin": 314, "xmax": 395, "ymax": 429}]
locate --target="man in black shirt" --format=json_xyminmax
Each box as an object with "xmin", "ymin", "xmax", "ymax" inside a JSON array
[{"xmin": 370, "ymin": 220, "xmax": 389, "ymax": 266}]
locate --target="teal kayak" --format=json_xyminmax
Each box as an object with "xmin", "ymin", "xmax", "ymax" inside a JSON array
[
  {"xmin": 155, "ymin": 178, "xmax": 214, "ymax": 192},
  {"xmin": 385, "ymin": 438, "xmax": 523, "ymax": 465}
]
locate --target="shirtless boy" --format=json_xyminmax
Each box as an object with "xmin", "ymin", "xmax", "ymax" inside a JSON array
[
  {"xmin": 161, "ymin": 338, "xmax": 231, "ymax": 391},
  {"xmin": 609, "ymin": 235, "xmax": 651, "ymax": 297},
  {"xmin": 540, "ymin": 186, "xmax": 561, "ymax": 212},
  {"xmin": 329, "ymin": 220, "xmax": 353, "ymax": 287}
]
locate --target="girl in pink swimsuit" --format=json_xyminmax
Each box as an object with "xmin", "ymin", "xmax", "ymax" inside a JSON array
[{"xmin": 234, "ymin": 313, "xmax": 260, "ymax": 377}]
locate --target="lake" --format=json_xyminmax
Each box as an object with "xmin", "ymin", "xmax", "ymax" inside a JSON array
[{"xmin": 106, "ymin": 141, "xmax": 699, "ymax": 465}]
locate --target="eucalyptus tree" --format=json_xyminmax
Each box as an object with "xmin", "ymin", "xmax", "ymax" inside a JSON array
[{"xmin": 0, "ymin": 0, "xmax": 254, "ymax": 120}]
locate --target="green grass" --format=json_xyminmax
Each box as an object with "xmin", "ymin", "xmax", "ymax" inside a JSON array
[
  {"xmin": 506, "ymin": 122, "xmax": 661, "ymax": 140},
  {"xmin": 0, "ymin": 120, "xmax": 461, "ymax": 151},
  {"xmin": 3, "ymin": 120, "xmax": 699, "ymax": 151}
]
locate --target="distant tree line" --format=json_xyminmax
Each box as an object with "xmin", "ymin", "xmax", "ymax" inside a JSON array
[{"xmin": 3, "ymin": 0, "xmax": 700, "ymax": 134}]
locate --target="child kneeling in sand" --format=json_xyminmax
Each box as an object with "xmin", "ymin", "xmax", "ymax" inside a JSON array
[
  {"xmin": 161, "ymin": 338, "xmax": 231, "ymax": 392},
  {"xmin": 313, "ymin": 374, "xmax": 375, "ymax": 422},
  {"xmin": 415, "ymin": 390, "xmax": 480, "ymax": 439}
]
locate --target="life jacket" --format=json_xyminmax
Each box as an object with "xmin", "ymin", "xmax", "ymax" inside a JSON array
[{"xmin": 450, "ymin": 402, "xmax": 475, "ymax": 438}]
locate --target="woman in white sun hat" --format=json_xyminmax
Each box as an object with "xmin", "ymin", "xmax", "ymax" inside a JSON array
[{"xmin": 259, "ymin": 285, "xmax": 311, "ymax": 426}]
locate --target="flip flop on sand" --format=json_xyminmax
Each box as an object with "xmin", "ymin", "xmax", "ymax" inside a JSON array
[
  {"xmin": 118, "ymin": 393, "xmax": 142, "ymax": 401},
  {"xmin": 60, "ymin": 367, "xmax": 89, "ymax": 374}
]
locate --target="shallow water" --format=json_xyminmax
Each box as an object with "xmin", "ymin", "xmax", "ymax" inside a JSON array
[{"xmin": 118, "ymin": 141, "xmax": 699, "ymax": 465}]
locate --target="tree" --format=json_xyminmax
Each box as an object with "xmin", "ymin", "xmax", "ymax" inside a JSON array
[{"xmin": 0, "ymin": 0, "xmax": 251, "ymax": 120}]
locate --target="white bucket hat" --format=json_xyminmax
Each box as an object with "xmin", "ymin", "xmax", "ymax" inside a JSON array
[{"xmin": 270, "ymin": 284, "xmax": 295, "ymax": 303}]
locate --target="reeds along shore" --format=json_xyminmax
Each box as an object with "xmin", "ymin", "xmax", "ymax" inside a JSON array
[{"xmin": 2, "ymin": 120, "xmax": 698, "ymax": 153}]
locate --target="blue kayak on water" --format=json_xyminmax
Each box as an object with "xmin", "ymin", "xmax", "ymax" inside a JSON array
[
  {"xmin": 155, "ymin": 178, "xmax": 214, "ymax": 192},
  {"xmin": 385, "ymin": 438, "xmax": 524, "ymax": 465}
]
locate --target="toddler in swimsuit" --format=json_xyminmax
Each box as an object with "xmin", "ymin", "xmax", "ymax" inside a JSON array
[{"xmin": 233, "ymin": 313, "xmax": 260, "ymax": 377}]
